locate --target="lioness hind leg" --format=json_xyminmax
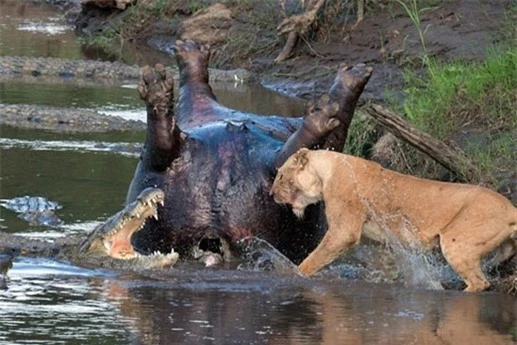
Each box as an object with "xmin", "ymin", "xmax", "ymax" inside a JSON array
[{"xmin": 440, "ymin": 236, "xmax": 491, "ymax": 292}]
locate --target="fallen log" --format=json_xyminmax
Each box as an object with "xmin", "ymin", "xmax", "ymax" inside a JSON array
[
  {"xmin": 365, "ymin": 103, "xmax": 481, "ymax": 182},
  {"xmin": 274, "ymin": 0, "xmax": 366, "ymax": 63}
]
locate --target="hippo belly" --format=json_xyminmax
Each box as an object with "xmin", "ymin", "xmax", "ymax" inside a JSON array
[{"xmin": 130, "ymin": 121, "xmax": 303, "ymax": 258}]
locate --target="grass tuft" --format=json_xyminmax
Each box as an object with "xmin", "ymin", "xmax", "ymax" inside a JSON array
[{"xmin": 395, "ymin": 46, "xmax": 516, "ymax": 185}]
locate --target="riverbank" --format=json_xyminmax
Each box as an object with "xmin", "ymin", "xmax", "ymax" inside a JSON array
[{"xmin": 3, "ymin": 0, "xmax": 515, "ymax": 195}]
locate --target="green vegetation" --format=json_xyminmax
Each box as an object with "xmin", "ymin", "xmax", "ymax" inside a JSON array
[
  {"xmin": 388, "ymin": 47, "xmax": 516, "ymax": 185},
  {"xmin": 349, "ymin": 1, "xmax": 516, "ymax": 188},
  {"xmin": 343, "ymin": 110, "xmax": 378, "ymax": 157},
  {"xmin": 403, "ymin": 48, "xmax": 517, "ymax": 136},
  {"xmin": 395, "ymin": 0, "xmax": 435, "ymax": 55}
]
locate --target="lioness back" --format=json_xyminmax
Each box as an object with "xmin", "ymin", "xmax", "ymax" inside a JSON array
[{"xmin": 339, "ymin": 155, "xmax": 514, "ymax": 238}]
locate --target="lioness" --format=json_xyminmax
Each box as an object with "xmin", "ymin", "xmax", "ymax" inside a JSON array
[{"xmin": 270, "ymin": 148, "xmax": 517, "ymax": 292}]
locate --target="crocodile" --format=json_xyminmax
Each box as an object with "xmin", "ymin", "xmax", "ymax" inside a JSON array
[
  {"xmin": 0, "ymin": 195, "xmax": 63, "ymax": 226},
  {"xmin": 0, "ymin": 187, "xmax": 179, "ymax": 271}
]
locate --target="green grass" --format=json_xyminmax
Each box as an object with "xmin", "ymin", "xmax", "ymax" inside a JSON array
[
  {"xmin": 394, "ymin": 46, "xmax": 517, "ymax": 184},
  {"xmin": 402, "ymin": 47, "xmax": 517, "ymax": 137},
  {"xmin": 343, "ymin": 109, "xmax": 378, "ymax": 157}
]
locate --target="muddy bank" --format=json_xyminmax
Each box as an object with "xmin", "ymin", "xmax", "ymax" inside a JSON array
[
  {"xmin": 0, "ymin": 55, "xmax": 141, "ymax": 81},
  {"xmin": 0, "ymin": 103, "xmax": 145, "ymax": 132},
  {"xmin": 0, "ymin": 55, "xmax": 252, "ymax": 84},
  {"xmin": 70, "ymin": 0, "xmax": 512, "ymax": 102}
]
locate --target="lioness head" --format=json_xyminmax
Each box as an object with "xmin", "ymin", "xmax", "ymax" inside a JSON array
[{"xmin": 270, "ymin": 148, "xmax": 323, "ymax": 218}]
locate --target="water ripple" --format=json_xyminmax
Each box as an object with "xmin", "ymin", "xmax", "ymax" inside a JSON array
[{"xmin": 0, "ymin": 138, "xmax": 141, "ymax": 157}]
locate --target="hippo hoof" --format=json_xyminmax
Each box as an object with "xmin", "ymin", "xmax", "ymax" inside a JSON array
[
  {"xmin": 337, "ymin": 63, "xmax": 373, "ymax": 91},
  {"xmin": 173, "ymin": 40, "xmax": 211, "ymax": 66},
  {"xmin": 137, "ymin": 64, "xmax": 174, "ymax": 108}
]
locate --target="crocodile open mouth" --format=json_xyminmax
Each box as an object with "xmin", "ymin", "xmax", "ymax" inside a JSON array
[{"xmin": 79, "ymin": 188, "xmax": 177, "ymax": 263}]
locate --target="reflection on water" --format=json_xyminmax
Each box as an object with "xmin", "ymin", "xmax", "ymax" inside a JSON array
[
  {"xmin": 0, "ymin": 80, "xmax": 305, "ymax": 122},
  {"xmin": 212, "ymin": 81, "xmax": 305, "ymax": 117},
  {"xmin": 0, "ymin": 144, "xmax": 137, "ymax": 233},
  {"xmin": 1, "ymin": 257, "xmax": 136, "ymax": 345},
  {"xmin": 1, "ymin": 260, "xmax": 516, "ymax": 345},
  {"xmin": 0, "ymin": 81, "xmax": 144, "ymax": 112}
]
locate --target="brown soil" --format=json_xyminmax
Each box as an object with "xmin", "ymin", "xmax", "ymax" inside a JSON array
[
  {"xmin": 255, "ymin": 0, "xmax": 510, "ymax": 100},
  {"xmin": 75, "ymin": 0, "xmax": 512, "ymax": 101}
]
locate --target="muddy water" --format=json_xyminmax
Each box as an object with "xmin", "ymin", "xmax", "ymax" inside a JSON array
[
  {"xmin": 1, "ymin": 257, "xmax": 516, "ymax": 345},
  {"xmin": 0, "ymin": 80, "xmax": 305, "ymax": 120},
  {"xmin": 0, "ymin": 0, "xmax": 81, "ymax": 59},
  {"xmin": 1, "ymin": 1, "xmax": 516, "ymax": 345}
]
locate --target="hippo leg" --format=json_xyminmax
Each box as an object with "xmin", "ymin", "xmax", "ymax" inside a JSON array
[
  {"xmin": 323, "ymin": 63, "xmax": 373, "ymax": 150},
  {"xmin": 274, "ymin": 102, "xmax": 341, "ymax": 168},
  {"xmin": 275, "ymin": 64, "xmax": 372, "ymax": 167},
  {"xmin": 138, "ymin": 64, "xmax": 183, "ymax": 171},
  {"xmin": 173, "ymin": 40, "xmax": 221, "ymax": 125}
]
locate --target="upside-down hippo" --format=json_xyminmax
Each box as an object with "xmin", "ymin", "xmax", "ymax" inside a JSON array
[{"xmin": 127, "ymin": 40, "xmax": 372, "ymax": 264}]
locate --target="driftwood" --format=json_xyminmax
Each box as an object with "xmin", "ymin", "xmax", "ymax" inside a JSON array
[
  {"xmin": 274, "ymin": 0, "xmax": 325, "ymax": 63},
  {"xmin": 365, "ymin": 103, "xmax": 481, "ymax": 182},
  {"xmin": 275, "ymin": 0, "xmax": 366, "ymax": 63}
]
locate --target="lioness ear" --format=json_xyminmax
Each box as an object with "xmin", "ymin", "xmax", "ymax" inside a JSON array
[{"xmin": 293, "ymin": 148, "xmax": 310, "ymax": 169}]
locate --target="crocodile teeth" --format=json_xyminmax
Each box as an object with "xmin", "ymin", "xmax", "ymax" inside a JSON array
[
  {"xmin": 159, "ymin": 200, "xmax": 165, "ymax": 207},
  {"xmin": 153, "ymin": 212, "xmax": 159, "ymax": 220}
]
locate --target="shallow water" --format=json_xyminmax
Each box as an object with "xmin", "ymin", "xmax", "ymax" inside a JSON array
[
  {"xmin": 0, "ymin": 1, "xmax": 516, "ymax": 344},
  {"xmin": 2, "ymin": 257, "xmax": 515, "ymax": 345},
  {"xmin": 1, "ymin": 104, "xmax": 515, "ymax": 345},
  {"xmin": 0, "ymin": 0, "xmax": 81, "ymax": 59},
  {"xmin": 0, "ymin": 80, "xmax": 305, "ymax": 121}
]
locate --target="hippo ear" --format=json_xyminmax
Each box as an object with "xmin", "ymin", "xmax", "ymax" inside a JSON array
[{"xmin": 293, "ymin": 148, "xmax": 310, "ymax": 169}]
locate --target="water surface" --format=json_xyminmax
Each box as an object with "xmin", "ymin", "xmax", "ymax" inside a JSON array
[{"xmin": 0, "ymin": 0, "xmax": 81, "ymax": 59}]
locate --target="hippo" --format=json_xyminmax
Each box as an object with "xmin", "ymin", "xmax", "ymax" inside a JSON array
[{"xmin": 127, "ymin": 40, "xmax": 372, "ymax": 264}]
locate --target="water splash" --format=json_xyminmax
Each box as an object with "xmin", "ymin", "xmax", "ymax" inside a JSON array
[{"xmin": 237, "ymin": 237, "xmax": 299, "ymax": 275}]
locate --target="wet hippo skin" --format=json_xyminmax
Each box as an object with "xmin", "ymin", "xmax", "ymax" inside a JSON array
[{"xmin": 128, "ymin": 40, "xmax": 372, "ymax": 263}]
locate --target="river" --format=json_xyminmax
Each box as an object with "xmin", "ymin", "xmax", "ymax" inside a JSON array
[{"xmin": 0, "ymin": 1, "xmax": 515, "ymax": 344}]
